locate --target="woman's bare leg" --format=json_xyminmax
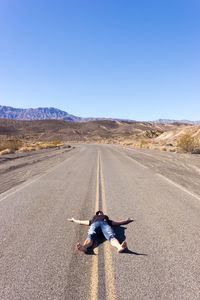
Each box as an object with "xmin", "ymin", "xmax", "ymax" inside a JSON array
[
  {"xmin": 77, "ymin": 239, "xmax": 93, "ymax": 252},
  {"xmin": 110, "ymin": 238, "xmax": 127, "ymax": 253}
]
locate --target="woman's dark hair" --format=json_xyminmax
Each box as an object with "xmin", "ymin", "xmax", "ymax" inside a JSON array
[{"xmin": 95, "ymin": 210, "xmax": 103, "ymax": 215}]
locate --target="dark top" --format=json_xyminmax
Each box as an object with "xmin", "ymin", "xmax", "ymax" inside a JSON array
[{"xmin": 89, "ymin": 214, "xmax": 113, "ymax": 226}]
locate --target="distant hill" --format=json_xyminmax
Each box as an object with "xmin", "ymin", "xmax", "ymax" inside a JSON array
[
  {"xmin": 155, "ymin": 119, "xmax": 200, "ymax": 125},
  {"xmin": 0, "ymin": 105, "xmax": 134, "ymax": 123},
  {"xmin": 0, "ymin": 118, "xmax": 167, "ymax": 142},
  {"xmin": 0, "ymin": 105, "xmax": 81, "ymax": 122},
  {"xmin": 1, "ymin": 118, "xmax": 200, "ymax": 153}
]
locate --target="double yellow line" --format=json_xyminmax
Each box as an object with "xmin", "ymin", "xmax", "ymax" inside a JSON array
[{"xmin": 90, "ymin": 152, "xmax": 116, "ymax": 300}]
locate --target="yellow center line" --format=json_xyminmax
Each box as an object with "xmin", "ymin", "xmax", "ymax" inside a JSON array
[
  {"xmin": 90, "ymin": 152, "xmax": 116, "ymax": 300},
  {"xmin": 90, "ymin": 151, "xmax": 100, "ymax": 300},
  {"xmin": 100, "ymin": 155, "xmax": 116, "ymax": 300}
]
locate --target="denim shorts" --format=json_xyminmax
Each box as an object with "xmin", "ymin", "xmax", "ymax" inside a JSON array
[{"xmin": 87, "ymin": 220, "xmax": 115, "ymax": 241}]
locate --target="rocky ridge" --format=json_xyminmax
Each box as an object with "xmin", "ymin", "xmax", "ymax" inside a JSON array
[{"xmin": 0, "ymin": 106, "xmax": 81, "ymax": 122}]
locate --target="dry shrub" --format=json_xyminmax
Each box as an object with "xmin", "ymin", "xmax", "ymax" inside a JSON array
[
  {"xmin": 51, "ymin": 139, "xmax": 63, "ymax": 146},
  {"xmin": 160, "ymin": 146, "xmax": 167, "ymax": 151},
  {"xmin": 0, "ymin": 140, "xmax": 22, "ymax": 153},
  {"xmin": 37, "ymin": 143, "xmax": 53, "ymax": 149},
  {"xmin": 18, "ymin": 146, "xmax": 36, "ymax": 152},
  {"xmin": 37, "ymin": 140, "xmax": 64, "ymax": 149},
  {"xmin": 139, "ymin": 139, "xmax": 149, "ymax": 148},
  {"xmin": 0, "ymin": 148, "xmax": 12, "ymax": 155},
  {"xmin": 177, "ymin": 134, "xmax": 198, "ymax": 153}
]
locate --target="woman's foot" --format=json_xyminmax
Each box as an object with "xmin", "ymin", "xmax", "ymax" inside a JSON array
[
  {"xmin": 76, "ymin": 243, "xmax": 86, "ymax": 253},
  {"xmin": 118, "ymin": 241, "xmax": 127, "ymax": 253}
]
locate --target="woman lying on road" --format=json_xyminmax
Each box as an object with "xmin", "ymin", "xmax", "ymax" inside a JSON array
[{"xmin": 68, "ymin": 210, "xmax": 133, "ymax": 253}]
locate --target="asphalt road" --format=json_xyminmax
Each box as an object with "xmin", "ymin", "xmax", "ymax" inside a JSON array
[
  {"xmin": 0, "ymin": 146, "xmax": 74, "ymax": 194},
  {"xmin": 0, "ymin": 145, "xmax": 200, "ymax": 300}
]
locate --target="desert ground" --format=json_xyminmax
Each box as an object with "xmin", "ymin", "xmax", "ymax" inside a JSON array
[{"xmin": 0, "ymin": 118, "xmax": 200, "ymax": 154}]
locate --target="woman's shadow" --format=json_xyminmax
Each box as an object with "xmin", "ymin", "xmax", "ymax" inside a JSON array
[{"xmin": 87, "ymin": 226, "xmax": 147, "ymax": 256}]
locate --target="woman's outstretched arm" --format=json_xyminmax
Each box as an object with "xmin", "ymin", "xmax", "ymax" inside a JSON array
[
  {"xmin": 111, "ymin": 218, "xmax": 134, "ymax": 226},
  {"xmin": 68, "ymin": 218, "xmax": 90, "ymax": 226}
]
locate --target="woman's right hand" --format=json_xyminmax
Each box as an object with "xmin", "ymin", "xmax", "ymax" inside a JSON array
[
  {"xmin": 68, "ymin": 217, "xmax": 74, "ymax": 222},
  {"xmin": 127, "ymin": 218, "xmax": 134, "ymax": 223}
]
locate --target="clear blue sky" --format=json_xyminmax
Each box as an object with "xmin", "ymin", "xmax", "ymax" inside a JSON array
[{"xmin": 0, "ymin": 0, "xmax": 200, "ymax": 120}]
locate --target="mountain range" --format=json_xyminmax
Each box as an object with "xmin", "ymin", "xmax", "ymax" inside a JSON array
[
  {"xmin": 0, "ymin": 105, "xmax": 199, "ymax": 124},
  {"xmin": 0, "ymin": 105, "xmax": 81, "ymax": 122}
]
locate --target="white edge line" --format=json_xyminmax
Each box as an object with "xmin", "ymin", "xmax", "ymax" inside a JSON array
[
  {"xmin": 0, "ymin": 151, "xmax": 77, "ymax": 203},
  {"xmin": 111, "ymin": 146, "xmax": 149, "ymax": 170},
  {"xmin": 122, "ymin": 146, "xmax": 155, "ymax": 158},
  {"xmin": 118, "ymin": 145, "xmax": 200, "ymax": 202},
  {"xmin": 111, "ymin": 145, "xmax": 200, "ymax": 203},
  {"xmin": 156, "ymin": 173, "xmax": 200, "ymax": 202},
  {"xmin": 126, "ymin": 155, "xmax": 149, "ymax": 169}
]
